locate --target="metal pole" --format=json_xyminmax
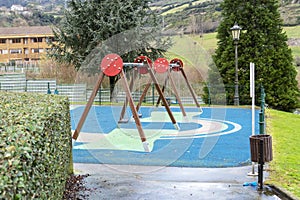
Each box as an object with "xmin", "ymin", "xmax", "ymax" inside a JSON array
[
  {"xmin": 258, "ymin": 139, "xmax": 264, "ymax": 190},
  {"xmin": 47, "ymin": 82, "xmax": 51, "ymax": 94},
  {"xmin": 99, "ymin": 86, "xmax": 101, "ymax": 105},
  {"xmin": 152, "ymin": 83, "xmax": 154, "ymax": 105},
  {"xmin": 259, "ymin": 86, "xmax": 265, "ymax": 134},
  {"xmin": 234, "ymin": 41, "xmax": 239, "ymax": 106},
  {"xmin": 248, "ymin": 63, "xmax": 257, "ymax": 176},
  {"xmin": 251, "ymin": 63, "xmax": 256, "ymax": 174}
]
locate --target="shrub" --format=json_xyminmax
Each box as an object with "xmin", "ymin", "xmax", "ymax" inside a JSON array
[{"xmin": 0, "ymin": 92, "xmax": 72, "ymax": 199}]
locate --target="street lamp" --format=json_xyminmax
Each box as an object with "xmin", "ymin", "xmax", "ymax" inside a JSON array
[{"xmin": 230, "ymin": 22, "xmax": 242, "ymax": 106}]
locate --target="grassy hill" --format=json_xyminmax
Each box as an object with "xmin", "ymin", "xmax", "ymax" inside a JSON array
[
  {"xmin": 166, "ymin": 25, "xmax": 300, "ymax": 87},
  {"xmin": 150, "ymin": 0, "xmax": 300, "ymax": 34}
]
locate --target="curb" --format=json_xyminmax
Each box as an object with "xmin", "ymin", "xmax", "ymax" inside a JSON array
[{"xmin": 267, "ymin": 184, "xmax": 299, "ymax": 200}]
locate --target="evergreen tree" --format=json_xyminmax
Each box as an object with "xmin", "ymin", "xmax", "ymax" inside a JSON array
[
  {"xmin": 205, "ymin": 0, "xmax": 299, "ymax": 111},
  {"xmin": 49, "ymin": 0, "xmax": 167, "ymax": 69},
  {"xmin": 49, "ymin": 0, "xmax": 169, "ymax": 99}
]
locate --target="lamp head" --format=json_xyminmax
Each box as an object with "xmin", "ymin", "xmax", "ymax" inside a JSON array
[{"xmin": 230, "ymin": 22, "xmax": 242, "ymax": 41}]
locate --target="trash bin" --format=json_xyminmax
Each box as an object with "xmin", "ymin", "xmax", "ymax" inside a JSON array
[{"xmin": 249, "ymin": 134, "xmax": 273, "ymax": 162}]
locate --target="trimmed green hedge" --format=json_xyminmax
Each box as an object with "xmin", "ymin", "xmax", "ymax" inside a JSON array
[{"xmin": 0, "ymin": 92, "xmax": 72, "ymax": 199}]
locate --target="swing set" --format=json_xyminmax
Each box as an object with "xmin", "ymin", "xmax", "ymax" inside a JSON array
[{"xmin": 72, "ymin": 54, "xmax": 201, "ymax": 152}]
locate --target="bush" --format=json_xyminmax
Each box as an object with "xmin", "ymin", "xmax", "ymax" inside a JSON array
[{"xmin": 0, "ymin": 92, "xmax": 72, "ymax": 199}]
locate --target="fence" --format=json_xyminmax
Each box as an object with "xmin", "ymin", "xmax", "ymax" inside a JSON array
[
  {"xmin": 0, "ymin": 73, "xmax": 204, "ymax": 105},
  {"xmin": 0, "ymin": 73, "xmax": 26, "ymax": 92},
  {"xmin": 0, "ymin": 63, "xmax": 39, "ymax": 73},
  {"xmin": 58, "ymin": 84, "xmax": 87, "ymax": 102},
  {"xmin": 26, "ymin": 80, "xmax": 56, "ymax": 93}
]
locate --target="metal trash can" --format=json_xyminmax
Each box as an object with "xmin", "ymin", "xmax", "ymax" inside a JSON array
[{"xmin": 249, "ymin": 134, "xmax": 273, "ymax": 162}]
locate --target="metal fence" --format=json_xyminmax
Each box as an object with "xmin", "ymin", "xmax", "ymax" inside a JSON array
[
  {"xmin": 58, "ymin": 84, "xmax": 87, "ymax": 102},
  {"xmin": 0, "ymin": 65, "xmax": 39, "ymax": 73},
  {"xmin": 0, "ymin": 73, "xmax": 26, "ymax": 92},
  {"xmin": 26, "ymin": 80, "xmax": 56, "ymax": 94},
  {"xmin": 0, "ymin": 73, "xmax": 204, "ymax": 105}
]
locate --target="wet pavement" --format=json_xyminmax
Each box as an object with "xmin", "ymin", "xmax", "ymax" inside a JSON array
[{"xmin": 74, "ymin": 163, "xmax": 283, "ymax": 200}]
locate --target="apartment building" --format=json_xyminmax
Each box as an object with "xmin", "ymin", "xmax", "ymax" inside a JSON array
[{"xmin": 0, "ymin": 26, "xmax": 54, "ymax": 64}]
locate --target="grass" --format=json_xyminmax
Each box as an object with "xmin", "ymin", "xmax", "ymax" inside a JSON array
[
  {"xmin": 164, "ymin": 34, "xmax": 216, "ymax": 79},
  {"xmin": 284, "ymin": 26, "xmax": 300, "ymax": 38},
  {"xmin": 290, "ymin": 46, "xmax": 300, "ymax": 58},
  {"xmin": 170, "ymin": 25, "xmax": 299, "ymax": 54},
  {"xmin": 266, "ymin": 109, "xmax": 300, "ymax": 199},
  {"xmin": 161, "ymin": 0, "xmax": 207, "ymax": 16},
  {"xmin": 162, "ymin": 4, "xmax": 190, "ymax": 16},
  {"xmin": 190, "ymin": 32, "xmax": 218, "ymax": 51}
]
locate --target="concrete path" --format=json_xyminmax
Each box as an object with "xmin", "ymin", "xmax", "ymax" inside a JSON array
[{"xmin": 74, "ymin": 163, "xmax": 281, "ymax": 200}]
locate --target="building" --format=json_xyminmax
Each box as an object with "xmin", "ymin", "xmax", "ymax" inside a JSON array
[
  {"xmin": 10, "ymin": 5, "xmax": 25, "ymax": 12},
  {"xmin": 0, "ymin": 26, "xmax": 54, "ymax": 64}
]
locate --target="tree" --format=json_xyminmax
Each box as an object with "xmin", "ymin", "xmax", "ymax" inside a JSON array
[
  {"xmin": 49, "ymin": 0, "xmax": 169, "ymax": 99},
  {"xmin": 205, "ymin": 0, "xmax": 299, "ymax": 111}
]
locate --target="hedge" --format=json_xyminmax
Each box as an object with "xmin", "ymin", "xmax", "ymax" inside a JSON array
[{"xmin": 0, "ymin": 92, "xmax": 72, "ymax": 199}]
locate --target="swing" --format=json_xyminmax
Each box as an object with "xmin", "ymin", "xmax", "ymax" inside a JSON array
[
  {"xmin": 73, "ymin": 54, "xmax": 150, "ymax": 152},
  {"xmin": 170, "ymin": 58, "xmax": 203, "ymax": 114}
]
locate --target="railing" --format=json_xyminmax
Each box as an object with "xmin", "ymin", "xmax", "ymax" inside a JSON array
[
  {"xmin": 0, "ymin": 73, "xmax": 204, "ymax": 105},
  {"xmin": 0, "ymin": 63, "xmax": 40, "ymax": 72},
  {"xmin": 26, "ymin": 79, "xmax": 56, "ymax": 94},
  {"xmin": 58, "ymin": 84, "xmax": 87, "ymax": 102}
]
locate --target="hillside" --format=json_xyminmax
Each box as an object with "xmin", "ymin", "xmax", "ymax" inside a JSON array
[
  {"xmin": 0, "ymin": 0, "xmax": 65, "ymax": 8},
  {"xmin": 0, "ymin": 0, "xmax": 64, "ymax": 27},
  {"xmin": 0, "ymin": 0, "xmax": 299, "ymax": 30},
  {"xmin": 150, "ymin": 0, "xmax": 300, "ymax": 34}
]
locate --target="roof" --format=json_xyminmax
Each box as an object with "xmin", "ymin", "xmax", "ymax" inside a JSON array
[{"xmin": 0, "ymin": 26, "xmax": 53, "ymax": 37}]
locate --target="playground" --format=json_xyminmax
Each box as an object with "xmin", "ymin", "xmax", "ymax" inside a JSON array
[
  {"xmin": 68, "ymin": 52, "xmax": 286, "ymax": 199},
  {"xmin": 71, "ymin": 54, "xmax": 259, "ymax": 169},
  {"xmin": 71, "ymin": 106, "xmax": 259, "ymax": 168}
]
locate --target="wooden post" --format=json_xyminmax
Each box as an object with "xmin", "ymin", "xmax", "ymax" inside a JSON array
[
  {"xmin": 120, "ymin": 70, "xmax": 149, "ymax": 151},
  {"xmin": 148, "ymin": 66, "xmax": 179, "ymax": 130},
  {"xmin": 180, "ymin": 68, "xmax": 200, "ymax": 108},
  {"xmin": 73, "ymin": 72, "xmax": 105, "ymax": 140},
  {"xmin": 136, "ymin": 77, "xmax": 152, "ymax": 112},
  {"xmin": 119, "ymin": 69, "xmax": 137, "ymax": 122},
  {"xmin": 168, "ymin": 69, "xmax": 186, "ymax": 117},
  {"xmin": 156, "ymin": 73, "xmax": 169, "ymax": 107}
]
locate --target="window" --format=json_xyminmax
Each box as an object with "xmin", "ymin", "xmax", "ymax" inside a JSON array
[
  {"xmin": 0, "ymin": 39, "xmax": 6, "ymax": 44},
  {"xmin": 45, "ymin": 37, "xmax": 51, "ymax": 43},
  {"xmin": 24, "ymin": 48, "xmax": 29, "ymax": 54},
  {"xmin": 23, "ymin": 38, "xmax": 28, "ymax": 44},
  {"xmin": 12, "ymin": 38, "xmax": 21, "ymax": 43},
  {"xmin": 32, "ymin": 48, "xmax": 39, "ymax": 53},
  {"xmin": 46, "ymin": 37, "xmax": 55, "ymax": 43},
  {"xmin": 31, "ymin": 38, "xmax": 43, "ymax": 43},
  {"xmin": 2, "ymin": 49, "xmax": 8, "ymax": 54},
  {"xmin": 10, "ymin": 49, "xmax": 22, "ymax": 54}
]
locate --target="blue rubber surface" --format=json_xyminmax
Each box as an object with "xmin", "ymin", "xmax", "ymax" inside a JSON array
[{"xmin": 71, "ymin": 106, "xmax": 259, "ymax": 168}]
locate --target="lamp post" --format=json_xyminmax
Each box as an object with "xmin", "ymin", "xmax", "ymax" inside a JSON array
[{"xmin": 230, "ymin": 22, "xmax": 242, "ymax": 106}]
